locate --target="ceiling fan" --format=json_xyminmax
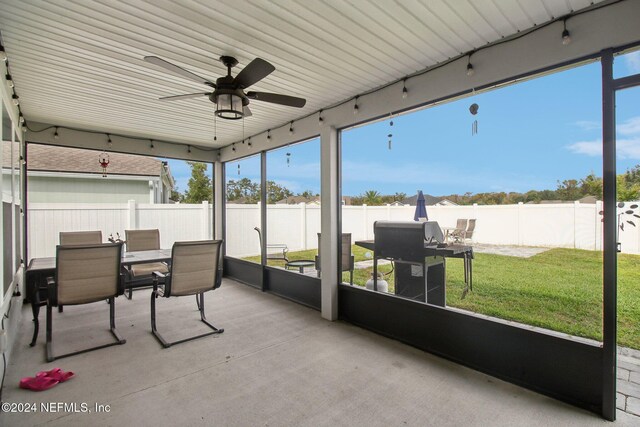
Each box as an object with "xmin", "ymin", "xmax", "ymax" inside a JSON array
[{"xmin": 144, "ymin": 55, "xmax": 306, "ymax": 120}]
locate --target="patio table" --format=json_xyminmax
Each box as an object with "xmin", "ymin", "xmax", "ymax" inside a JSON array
[{"xmin": 25, "ymin": 249, "xmax": 172, "ymax": 347}]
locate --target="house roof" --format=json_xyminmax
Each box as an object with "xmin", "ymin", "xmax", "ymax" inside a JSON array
[
  {"xmin": 276, "ymin": 195, "xmax": 320, "ymax": 205},
  {"xmin": 2, "ymin": 143, "xmax": 163, "ymax": 177}
]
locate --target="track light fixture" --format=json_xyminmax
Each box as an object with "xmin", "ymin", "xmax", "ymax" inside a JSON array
[
  {"xmin": 562, "ymin": 18, "xmax": 571, "ymax": 45},
  {"xmin": 402, "ymin": 79, "xmax": 408, "ymax": 99},
  {"xmin": 6, "ymin": 74, "xmax": 14, "ymax": 88},
  {"xmin": 353, "ymin": 96, "xmax": 359, "ymax": 115}
]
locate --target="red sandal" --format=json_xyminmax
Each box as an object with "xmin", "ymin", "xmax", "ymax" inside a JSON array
[
  {"xmin": 37, "ymin": 368, "xmax": 75, "ymax": 383},
  {"xmin": 19, "ymin": 375, "xmax": 59, "ymax": 391}
]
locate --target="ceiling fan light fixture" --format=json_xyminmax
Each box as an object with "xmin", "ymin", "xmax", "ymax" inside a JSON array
[{"xmin": 215, "ymin": 93, "xmax": 244, "ymax": 120}]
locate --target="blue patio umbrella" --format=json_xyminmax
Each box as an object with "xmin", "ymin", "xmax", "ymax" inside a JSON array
[{"xmin": 414, "ymin": 190, "xmax": 428, "ymax": 221}]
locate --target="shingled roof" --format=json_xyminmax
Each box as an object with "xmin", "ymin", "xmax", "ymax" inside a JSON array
[{"xmin": 2, "ymin": 143, "xmax": 162, "ymax": 177}]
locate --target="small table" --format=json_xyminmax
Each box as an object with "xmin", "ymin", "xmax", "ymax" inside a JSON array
[{"xmin": 285, "ymin": 259, "xmax": 315, "ymax": 273}]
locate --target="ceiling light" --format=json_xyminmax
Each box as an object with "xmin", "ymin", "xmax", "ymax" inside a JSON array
[
  {"xmin": 12, "ymin": 94, "xmax": 19, "ymax": 105},
  {"xmin": 319, "ymin": 110, "xmax": 324, "ymax": 125},
  {"xmin": 353, "ymin": 97, "xmax": 359, "ymax": 115},
  {"xmin": 466, "ymin": 63, "xmax": 475, "ymax": 76},
  {"xmin": 215, "ymin": 92, "xmax": 244, "ymax": 120},
  {"xmin": 0, "ymin": 45, "xmax": 6, "ymax": 62},
  {"xmin": 54, "ymin": 127, "xmax": 59, "ymax": 140},
  {"xmin": 267, "ymin": 130, "xmax": 271, "ymax": 140},
  {"xmin": 562, "ymin": 19, "xmax": 571, "ymax": 45},
  {"xmin": 402, "ymin": 79, "xmax": 408, "ymax": 99},
  {"xmin": 289, "ymin": 121, "xmax": 294, "ymax": 135},
  {"xmin": 6, "ymin": 74, "xmax": 14, "ymax": 88}
]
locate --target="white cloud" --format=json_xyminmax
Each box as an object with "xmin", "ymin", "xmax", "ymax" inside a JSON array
[
  {"xmin": 574, "ymin": 120, "xmax": 601, "ymax": 131},
  {"xmin": 567, "ymin": 137, "xmax": 640, "ymax": 159},
  {"xmin": 618, "ymin": 117, "xmax": 640, "ymax": 136},
  {"xmin": 623, "ymin": 51, "xmax": 640, "ymax": 74}
]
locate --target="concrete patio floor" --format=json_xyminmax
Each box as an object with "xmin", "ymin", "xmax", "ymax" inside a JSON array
[{"xmin": 1, "ymin": 279, "xmax": 638, "ymax": 426}]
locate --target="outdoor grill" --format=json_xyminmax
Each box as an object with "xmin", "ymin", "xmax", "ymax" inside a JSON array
[{"xmin": 373, "ymin": 221, "xmax": 446, "ymax": 306}]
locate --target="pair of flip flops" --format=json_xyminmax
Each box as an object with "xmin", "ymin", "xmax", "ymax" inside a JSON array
[{"xmin": 19, "ymin": 368, "xmax": 75, "ymax": 391}]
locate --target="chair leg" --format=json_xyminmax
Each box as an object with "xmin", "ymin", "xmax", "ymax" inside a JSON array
[
  {"xmin": 151, "ymin": 291, "xmax": 223, "ymax": 349},
  {"xmin": 46, "ymin": 298, "xmax": 126, "ymax": 362}
]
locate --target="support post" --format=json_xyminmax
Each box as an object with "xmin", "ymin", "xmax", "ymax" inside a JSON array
[
  {"xmin": 260, "ymin": 151, "xmax": 267, "ymax": 291},
  {"xmin": 320, "ymin": 126, "xmax": 339, "ymax": 321},
  {"xmin": 601, "ymin": 49, "xmax": 617, "ymax": 422},
  {"xmin": 214, "ymin": 161, "xmax": 224, "ymax": 241}
]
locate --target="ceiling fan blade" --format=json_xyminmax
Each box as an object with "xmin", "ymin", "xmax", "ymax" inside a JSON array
[
  {"xmin": 158, "ymin": 93, "xmax": 212, "ymax": 101},
  {"xmin": 243, "ymin": 105, "xmax": 252, "ymax": 117},
  {"xmin": 233, "ymin": 58, "xmax": 275, "ymax": 89},
  {"xmin": 144, "ymin": 56, "xmax": 215, "ymax": 87},
  {"xmin": 246, "ymin": 91, "xmax": 306, "ymax": 108}
]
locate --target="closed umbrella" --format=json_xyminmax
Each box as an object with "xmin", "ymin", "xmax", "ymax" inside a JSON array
[{"xmin": 414, "ymin": 190, "xmax": 428, "ymax": 222}]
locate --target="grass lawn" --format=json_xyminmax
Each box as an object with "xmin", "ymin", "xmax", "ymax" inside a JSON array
[{"xmin": 243, "ymin": 246, "xmax": 640, "ymax": 349}]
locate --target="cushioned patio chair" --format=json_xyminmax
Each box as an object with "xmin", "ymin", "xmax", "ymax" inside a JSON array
[
  {"xmin": 46, "ymin": 242, "xmax": 126, "ymax": 362},
  {"xmin": 448, "ymin": 219, "xmax": 468, "ymax": 243},
  {"xmin": 314, "ymin": 233, "xmax": 354, "ymax": 284},
  {"xmin": 123, "ymin": 229, "xmax": 169, "ymax": 299},
  {"xmin": 462, "ymin": 219, "xmax": 476, "ymax": 244},
  {"xmin": 254, "ymin": 227, "xmax": 288, "ymax": 262},
  {"xmin": 151, "ymin": 240, "xmax": 224, "ymax": 348}
]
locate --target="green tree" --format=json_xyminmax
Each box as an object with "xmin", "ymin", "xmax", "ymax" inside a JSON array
[
  {"xmin": 267, "ymin": 181, "xmax": 294, "ymax": 204},
  {"xmin": 556, "ymin": 179, "xmax": 582, "ymax": 201},
  {"xmin": 170, "ymin": 186, "xmax": 183, "ymax": 203},
  {"xmin": 580, "ymin": 173, "xmax": 603, "ymax": 199},
  {"xmin": 226, "ymin": 178, "xmax": 259, "ymax": 203},
  {"xmin": 183, "ymin": 162, "xmax": 212, "ymax": 203},
  {"xmin": 362, "ymin": 190, "xmax": 383, "ymax": 205}
]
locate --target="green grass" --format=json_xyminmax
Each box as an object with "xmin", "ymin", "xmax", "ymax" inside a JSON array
[{"xmin": 243, "ymin": 246, "xmax": 640, "ymax": 349}]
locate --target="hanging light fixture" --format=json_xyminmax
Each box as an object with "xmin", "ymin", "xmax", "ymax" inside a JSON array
[
  {"xmin": 0, "ymin": 45, "xmax": 7, "ymax": 62},
  {"xmin": 107, "ymin": 134, "xmax": 112, "ymax": 148},
  {"xmin": 6, "ymin": 74, "xmax": 14, "ymax": 88},
  {"xmin": 318, "ymin": 109, "xmax": 324, "ymax": 125},
  {"xmin": 267, "ymin": 129, "xmax": 271, "ymax": 140},
  {"xmin": 353, "ymin": 96, "xmax": 359, "ymax": 115},
  {"xmin": 215, "ymin": 91, "xmax": 245, "ymax": 120},
  {"xmin": 562, "ymin": 18, "xmax": 572, "ymax": 45},
  {"xmin": 289, "ymin": 121, "xmax": 294, "ymax": 135},
  {"xmin": 402, "ymin": 79, "xmax": 408, "ymax": 99},
  {"xmin": 12, "ymin": 94, "xmax": 19, "ymax": 105},
  {"xmin": 54, "ymin": 127, "xmax": 59, "ymax": 140},
  {"xmin": 466, "ymin": 55, "xmax": 475, "ymax": 76},
  {"xmin": 248, "ymin": 137, "xmax": 252, "ymax": 147},
  {"xmin": 150, "ymin": 140, "xmax": 155, "ymax": 150}
]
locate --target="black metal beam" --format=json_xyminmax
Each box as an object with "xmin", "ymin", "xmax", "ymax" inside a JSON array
[
  {"xmin": 601, "ymin": 49, "xmax": 617, "ymax": 422},
  {"xmin": 260, "ymin": 151, "xmax": 267, "ymax": 291}
]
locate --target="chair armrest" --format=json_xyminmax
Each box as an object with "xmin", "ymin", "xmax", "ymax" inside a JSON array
[
  {"xmin": 152, "ymin": 271, "xmax": 167, "ymax": 279},
  {"xmin": 46, "ymin": 276, "xmax": 58, "ymax": 306}
]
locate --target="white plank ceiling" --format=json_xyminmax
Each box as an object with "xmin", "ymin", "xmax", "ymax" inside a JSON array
[{"xmin": 0, "ymin": 0, "xmax": 605, "ymax": 148}]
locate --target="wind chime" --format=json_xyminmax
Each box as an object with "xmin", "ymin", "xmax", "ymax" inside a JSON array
[
  {"xmin": 286, "ymin": 144, "xmax": 291, "ymax": 167},
  {"xmin": 388, "ymin": 114, "xmax": 394, "ymax": 150},
  {"xmin": 98, "ymin": 152, "xmax": 110, "ymax": 177},
  {"xmin": 469, "ymin": 89, "xmax": 479, "ymax": 136}
]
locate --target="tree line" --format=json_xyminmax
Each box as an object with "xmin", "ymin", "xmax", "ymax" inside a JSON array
[{"xmin": 174, "ymin": 162, "xmax": 640, "ymax": 205}]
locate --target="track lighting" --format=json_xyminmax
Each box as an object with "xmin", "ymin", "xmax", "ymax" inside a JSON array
[
  {"xmin": 289, "ymin": 121, "xmax": 294, "ymax": 135},
  {"xmin": 402, "ymin": 79, "xmax": 408, "ymax": 99},
  {"xmin": 353, "ymin": 96, "xmax": 359, "ymax": 115},
  {"xmin": 54, "ymin": 127, "xmax": 59, "ymax": 140},
  {"xmin": 562, "ymin": 19, "xmax": 571, "ymax": 45},
  {"xmin": 12, "ymin": 94, "xmax": 19, "ymax": 105},
  {"xmin": 6, "ymin": 74, "xmax": 14, "ymax": 88}
]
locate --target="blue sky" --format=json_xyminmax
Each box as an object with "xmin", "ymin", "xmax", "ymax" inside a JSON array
[{"xmin": 168, "ymin": 51, "xmax": 640, "ymax": 198}]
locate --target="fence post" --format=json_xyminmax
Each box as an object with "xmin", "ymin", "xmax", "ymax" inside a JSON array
[
  {"xmin": 300, "ymin": 202, "xmax": 307, "ymax": 250},
  {"xmin": 201, "ymin": 201, "xmax": 210, "ymax": 239},
  {"xmin": 574, "ymin": 201, "xmax": 579, "ymax": 249},
  {"xmin": 127, "ymin": 199, "xmax": 137, "ymax": 230},
  {"xmin": 517, "ymin": 202, "xmax": 523, "ymax": 246},
  {"xmin": 363, "ymin": 204, "xmax": 368, "ymax": 239}
]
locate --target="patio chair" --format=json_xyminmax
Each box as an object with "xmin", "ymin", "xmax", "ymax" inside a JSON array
[
  {"xmin": 59, "ymin": 230, "xmax": 102, "ymax": 246},
  {"xmin": 123, "ymin": 229, "xmax": 169, "ymax": 299},
  {"xmin": 150, "ymin": 240, "xmax": 224, "ymax": 348},
  {"xmin": 314, "ymin": 233, "xmax": 355, "ymax": 284},
  {"xmin": 462, "ymin": 219, "xmax": 476, "ymax": 244},
  {"xmin": 448, "ymin": 219, "xmax": 468, "ymax": 243},
  {"xmin": 254, "ymin": 227, "xmax": 289, "ymax": 262},
  {"xmin": 46, "ymin": 242, "xmax": 126, "ymax": 362}
]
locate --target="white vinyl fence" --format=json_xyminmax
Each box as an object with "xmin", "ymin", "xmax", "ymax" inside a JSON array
[
  {"xmin": 28, "ymin": 200, "xmax": 640, "ymax": 260},
  {"xmin": 28, "ymin": 201, "xmax": 213, "ymax": 259}
]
